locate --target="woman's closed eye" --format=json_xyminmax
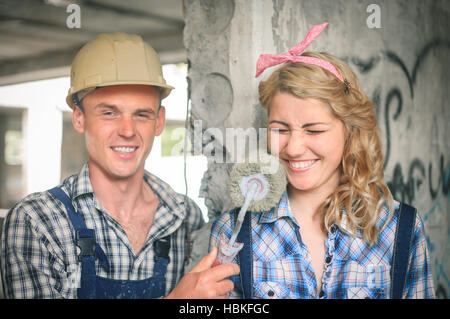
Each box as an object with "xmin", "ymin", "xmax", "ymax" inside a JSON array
[
  {"xmin": 306, "ymin": 130, "xmax": 326, "ymax": 134},
  {"xmin": 269, "ymin": 127, "xmax": 290, "ymax": 134}
]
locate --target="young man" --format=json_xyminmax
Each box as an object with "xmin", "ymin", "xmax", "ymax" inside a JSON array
[{"xmin": 1, "ymin": 33, "xmax": 238, "ymax": 299}]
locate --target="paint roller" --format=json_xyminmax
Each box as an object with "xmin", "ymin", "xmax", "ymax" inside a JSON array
[{"xmin": 214, "ymin": 151, "xmax": 287, "ymax": 266}]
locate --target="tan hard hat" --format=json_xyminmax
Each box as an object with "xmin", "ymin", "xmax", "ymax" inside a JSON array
[{"xmin": 66, "ymin": 32, "xmax": 174, "ymax": 108}]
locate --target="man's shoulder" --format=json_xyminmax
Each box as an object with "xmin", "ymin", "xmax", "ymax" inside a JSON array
[
  {"xmin": 4, "ymin": 175, "xmax": 78, "ymax": 230},
  {"xmin": 2, "ymin": 192, "xmax": 57, "ymax": 246},
  {"xmin": 8, "ymin": 190, "xmax": 55, "ymax": 219}
]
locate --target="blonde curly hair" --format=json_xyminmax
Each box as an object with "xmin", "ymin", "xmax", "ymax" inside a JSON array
[{"xmin": 258, "ymin": 52, "xmax": 394, "ymax": 245}]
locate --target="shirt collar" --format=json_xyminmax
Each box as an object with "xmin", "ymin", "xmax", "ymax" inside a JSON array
[
  {"xmin": 257, "ymin": 191, "xmax": 367, "ymax": 239},
  {"xmin": 143, "ymin": 171, "xmax": 187, "ymax": 220},
  {"xmin": 71, "ymin": 163, "xmax": 94, "ymax": 199},
  {"xmin": 258, "ymin": 192, "xmax": 297, "ymax": 225},
  {"xmin": 251, "ymin": 189, "xmax": 399, "ymax": 241},
  {"xmin": 338, "ymin": 200, "xmax": 400, "ymax": 239},
  {"xmin": 69, "ymin": 163, "xmax": 187, "ymax": 220}
]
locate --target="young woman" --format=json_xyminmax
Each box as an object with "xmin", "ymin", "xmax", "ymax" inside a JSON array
[{"xmin": 209, "ymin": 23, "xmax": 435, "ymax": 299}]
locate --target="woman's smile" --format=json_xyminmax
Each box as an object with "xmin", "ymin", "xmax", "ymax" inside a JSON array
[{"xmin": 286, "ymin": 159, "xmax": 320, "ymax": 172}]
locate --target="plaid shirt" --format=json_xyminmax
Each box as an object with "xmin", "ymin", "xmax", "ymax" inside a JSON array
[
  {"xmin": 1, "ymin": 164, "xmax": 204, "ymax": 299},
  {"xmin": 210, "ymin": 192, "xmax": 435, "ymax": 299}
]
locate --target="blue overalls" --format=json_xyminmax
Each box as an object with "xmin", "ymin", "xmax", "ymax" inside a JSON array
[{"xmin": 49, "ymin": 187, "xmax": 170, "ymax": 299}]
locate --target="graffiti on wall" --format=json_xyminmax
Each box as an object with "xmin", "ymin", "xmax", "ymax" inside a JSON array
[{"xmin": 348, "ymin": 39, "xmax": 450, "ymax": 298}]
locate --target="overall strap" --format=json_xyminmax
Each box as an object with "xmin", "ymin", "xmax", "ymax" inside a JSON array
[
  {"xmin": 390, "ymin": 202, "xmax": 417, "ymax": 299},
  {"xmin": 236, "ymin": 209, "xmax": 253, "ymax": 299},
  {"xmin": 48, "ymin": 187, "xmax": 110, "ymax": 271},
  {"xmin": 151, "ymin": 236, "xmax": 171, "ymax": 297},
  {"xmin": 48, "ymin": 187, "xmax": 87, "ymax": 230}
]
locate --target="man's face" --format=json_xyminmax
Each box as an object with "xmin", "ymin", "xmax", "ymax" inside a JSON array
[{"xmin": 72, "ymin": 84, "xmax": 165, "ymax": 180}]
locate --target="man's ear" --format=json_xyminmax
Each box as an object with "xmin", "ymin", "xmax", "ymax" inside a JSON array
[
  {"xmin": 72, "ymin": 105, "xmax": 85, "ymax": 134},
  {"xmin": 155, "ymin": 105, "xmax": 166, "ymax": 137}
]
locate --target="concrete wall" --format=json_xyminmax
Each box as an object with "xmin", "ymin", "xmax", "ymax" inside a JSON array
[{"xmin": 184, "ymin": 0, "xmax": 450, "ymax": 297}]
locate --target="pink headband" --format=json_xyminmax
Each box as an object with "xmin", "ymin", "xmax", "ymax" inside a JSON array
[{"xmin": 255, "ymin": 22, "xmax": 349, "ymax": 91}]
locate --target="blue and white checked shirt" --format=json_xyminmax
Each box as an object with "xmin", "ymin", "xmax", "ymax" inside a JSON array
[
  {"xmin": 1, "ymin": 164, "xmax": 204, "ymax": 299},
  {"xmin": 210, "ymin": 192, "xmax": 435, "ymax": 299}
]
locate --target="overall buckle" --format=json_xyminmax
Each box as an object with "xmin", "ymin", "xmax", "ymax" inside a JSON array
[
  {"xmin": 76, "ymin": 230, "xmax": 96, "ymax": 262},
  {"xmin": 154, "ymin": 237, "xmax": 170, "ymax": 262}
]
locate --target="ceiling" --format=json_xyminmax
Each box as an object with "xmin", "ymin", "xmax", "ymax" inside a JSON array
[{"xmin": 0, "ymin": 0, "xmax": 186, "ymax": 86}]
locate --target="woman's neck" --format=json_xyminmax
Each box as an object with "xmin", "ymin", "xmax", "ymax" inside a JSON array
[{"xmin": 287, "ymin": 174, "xmax": 340, "ymax": 223}]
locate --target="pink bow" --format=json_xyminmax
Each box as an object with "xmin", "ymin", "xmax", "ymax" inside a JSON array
[{"xmin": 255, "ymin": 22, "xmax": 343, "ymax": 81}]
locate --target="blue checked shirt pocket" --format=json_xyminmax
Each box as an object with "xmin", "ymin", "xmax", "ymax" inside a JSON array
[
  {"xmin": 252, "ymin": 255, "xmax": 300, "ymax": 299},
  {"xmin": 344, "ymin": 261, "xmax": 391, "ymax": 299}
]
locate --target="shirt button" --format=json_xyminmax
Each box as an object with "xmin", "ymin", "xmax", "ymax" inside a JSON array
[
  {"xmin": 267, "ymin": 290, "xmax": 275, "ymax": 297},
  {"xmin": 319, "ymin": 290, "xmax": 325, "ymax": 298},
  {"xmin": 325, "ymin": 256, "xmax": 332, "ymax": 264}
]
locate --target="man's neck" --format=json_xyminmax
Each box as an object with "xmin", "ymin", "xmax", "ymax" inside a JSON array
[{"xmin": 88, "ymin": 161, "xmax": 155, "ymax": 220}]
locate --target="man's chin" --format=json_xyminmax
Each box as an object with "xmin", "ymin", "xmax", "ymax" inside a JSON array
[
  {"xmin": 88, "ymin": 157, "xmax": 146, "ymax": 179},
  {"xmin": 109, "ymin": 166, "xmax": 143, "ymax": 180},
  {"xmin": 97, "ymin": 164, "xmax": 143, "ymax": 181}
]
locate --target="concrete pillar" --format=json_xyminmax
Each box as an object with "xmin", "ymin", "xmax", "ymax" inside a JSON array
[{"xmin": 184, "ymin": 0, "xmax": 450, "ymax": 296}]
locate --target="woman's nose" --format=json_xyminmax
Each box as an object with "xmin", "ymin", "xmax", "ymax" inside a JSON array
[{"xmin": 285, "ymin": 131, "xmax": 307, "ymax": 157}]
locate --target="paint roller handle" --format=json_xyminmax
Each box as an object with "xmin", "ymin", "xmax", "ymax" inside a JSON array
[
  {"xmin": 228, "ymin": 181, "xmax": 259, "ymax": 246},
  {"xmin": 213, "ymin": 180, "xmax": 259, "ymax": 267}
]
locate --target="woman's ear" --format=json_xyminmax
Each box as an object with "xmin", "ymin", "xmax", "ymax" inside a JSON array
[{"xmin": 72, "ymin": 105, "xmax": 85, "ymax": 134}]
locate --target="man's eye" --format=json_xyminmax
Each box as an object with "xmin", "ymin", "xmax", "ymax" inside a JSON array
[
  {"xmin": 102, "ymin": 111, "xmax": 114, "ymax": 116},
  {"xmin": 137, "ymin": 112, "xmax": 156, "ymax": 119}
]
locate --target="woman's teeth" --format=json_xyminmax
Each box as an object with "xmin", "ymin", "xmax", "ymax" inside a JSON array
[{"xmin": 290, "ymin": 160, "xmax": 317, "ymax": 169}]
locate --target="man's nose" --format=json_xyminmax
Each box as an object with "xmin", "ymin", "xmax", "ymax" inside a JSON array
[{"xmin": 118, "ymin": 116, "xmax": 136, "ymax": 138}]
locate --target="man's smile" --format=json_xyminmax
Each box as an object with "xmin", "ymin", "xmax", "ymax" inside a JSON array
[
  {"xmin": 111, "ymin": 146, "xmax": 139, "ymax": 153},
  {"xmin": 110, "ymin": 145, "xmax": 139, "ymax": 159}
]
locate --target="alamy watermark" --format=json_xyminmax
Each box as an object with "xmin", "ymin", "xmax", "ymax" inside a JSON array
[
  {"xmin": 66, "ymin": 3, "xmax": 81, "ymax": 29},
  {"xmin": 64, "ymin": 3, "xmax": 382, "ymax": 31},
  {"xmin": 367, "ymin": 4, "xmax": 381, "ymax": 29},
  {"xmin": 170, "ymin": 120, "xmax": 281, "ymax": 174}
]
